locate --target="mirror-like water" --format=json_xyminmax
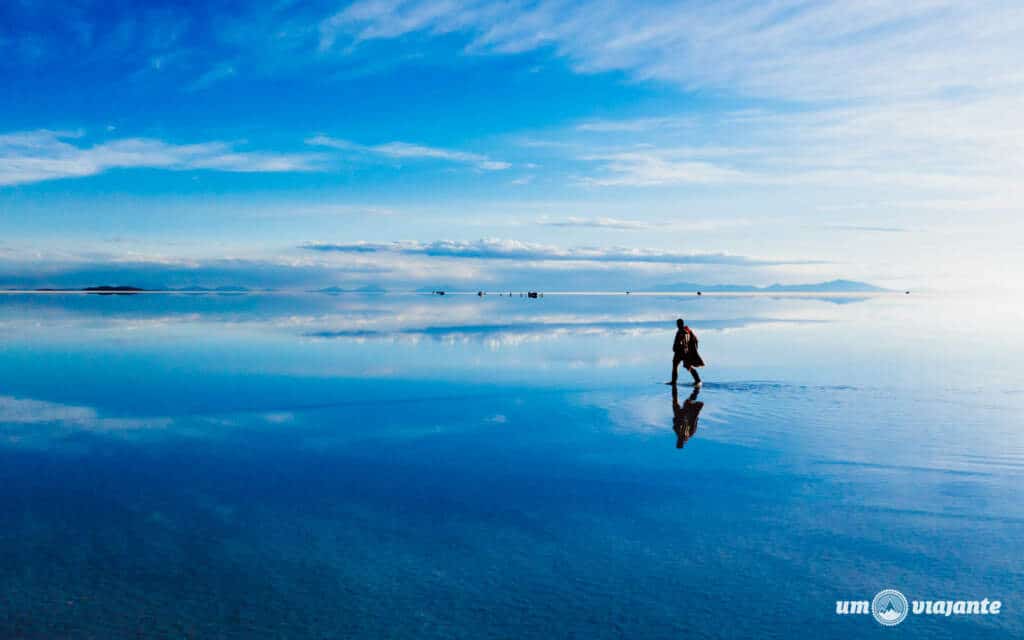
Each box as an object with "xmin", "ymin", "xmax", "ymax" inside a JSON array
[{"xmin": 1, "ymin": 293, "xmax": 1021, "ymax": 638}]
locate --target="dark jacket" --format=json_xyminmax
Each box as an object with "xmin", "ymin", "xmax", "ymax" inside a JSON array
[{"xmin": 673, "ymin": 327, "xmax": 705, "ymax": 367}]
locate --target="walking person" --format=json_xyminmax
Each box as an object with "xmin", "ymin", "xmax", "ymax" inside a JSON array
[{"xmin": 670, "ymin": 318, "xmax": 704, "ymax": 386}]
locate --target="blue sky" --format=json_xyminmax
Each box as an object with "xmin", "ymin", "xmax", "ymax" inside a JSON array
[{"xmin": 1, "ymin": 1, "xmax": 1022, "ymax": 291}]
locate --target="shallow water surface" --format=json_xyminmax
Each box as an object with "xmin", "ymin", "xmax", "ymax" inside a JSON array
[{"xmin": 1, "ymin": 293, "xmax": 1021, "ymax": 638}]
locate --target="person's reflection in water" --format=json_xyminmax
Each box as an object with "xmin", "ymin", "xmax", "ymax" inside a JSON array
[{"xmin": 672, "ymin": 384, "xmax": 705, "ymax": 449}]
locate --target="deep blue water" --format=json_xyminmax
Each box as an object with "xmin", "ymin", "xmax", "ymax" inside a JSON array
[{"xmin": 1, "ymin": 292, "xmax": 1022, "ymax": 638}]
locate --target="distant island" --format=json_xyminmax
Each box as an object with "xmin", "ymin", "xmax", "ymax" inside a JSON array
[
  {"xmin": 82, "ymin": 286, "xmax": 147, "ymax": 293},
  {"xmin": 23, "ymin": 285, "xmax": 250, "ymax": 294},
  {"xmin": 25, "ymin": 285, "xmax": 148, "ymax": 294},
  {"xmin": 648, "ymin": 279, "xmax": 887, "ymax": 293}
]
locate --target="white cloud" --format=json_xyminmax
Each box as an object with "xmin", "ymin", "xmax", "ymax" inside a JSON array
[
  {"xmin": 302, "ymin": 237, "xmax": 823, "ymax": 266},
  {"xmin": 536, "ymin": 215, "xmax": 753, "ymax": 232},
  {"xmin": 184, "ymin": 61, "xmax": 238, "ymax": 92},
  {"xmin": 0, "ymin": 130, "xmax": 324, "ymax": 186},
  {"xmin": 317, "ymin": 0, "xmax": 1024, "ymax": 208},
  {"xmin": 322, "ymin": 1, "xmax": 1024, "ymax": 102},
  {"xmin": 561, "ymin": 91, "xmax": 1024, "ymax": 200},
  {"xmin": 306, "ymin": 135, "xmax": 510, "ymax": 170},
  {"xmin": 576, "ymin": 117, "xmax": 695, "ymax": 133},
  {"xmin": 539, "ymin": 216, "xmax": 652, "ymax": 230},
  {"xmin": 0, "ymin": 239, "xmax": 856, "ymax": 292},
  {"xmin": 579, "ymin": 150, "xmax": 747, "ymax": 187}
]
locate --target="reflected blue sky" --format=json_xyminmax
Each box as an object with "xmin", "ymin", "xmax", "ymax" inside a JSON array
[{"xmin": 1, "ymin": 293, "xmax": 1022, "ymax": 637}]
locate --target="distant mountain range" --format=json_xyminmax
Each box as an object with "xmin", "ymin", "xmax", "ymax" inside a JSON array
[
  {"xmin": 13, "ymin": 279, "xmax": 888, "ymax": 294},
  {"xmin": 647, "ymin": 279, "xmax": 887, "ymax": 293},
  {"xmin": 24, "ymin": 285, "xmax": 250, "ymax": 293},
  {"xmin": 23, "ymin": 285, "xmax": 148, "ymax": 293}
]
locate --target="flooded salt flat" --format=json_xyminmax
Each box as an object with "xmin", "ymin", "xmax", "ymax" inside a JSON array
[{"xmin": 0, "ymin": 292, "xmax": 1021, "ymax": 638}]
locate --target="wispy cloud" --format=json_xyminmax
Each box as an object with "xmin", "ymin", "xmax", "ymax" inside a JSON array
[
  {"xmin": 539, "ymin": 216, "xmax": 653, "ymax": 230},
  {"xmin": 185, "ymin": 61, "xmax": 237, "ymax": 92},
  {"xmin": 315, "ymin": 0, "xmax": 1024, "ymax": 208},
  {"xmin": 825, "ymin": 225, "xmax": 910, "ymax": 233},
  {"xmin": 575, "ymin": 117, "xmax": 695, "ymax": 133},
  {"xmin": 0, "ymin": 240, "xmax": 837, "ymax": 292},
  {"xmin": 306, "ymin": 135, "xmax": 510, "ymax": 170},
  {"xmin": 534, "ymin": 215, "xmax": 752, "ymax": 232},
  {"xmin": 3, "ymin": 1, "xmax": 1017, "ymax": 293},
  {"xmin": 566, "ymin": 93, "xmax": 1024, "ymax": 197},
  {"xmin": 579, "ymin": 149, "xmax": 747, "ymax": 187},
  {"xmin": 321, "ymin": 1, "xmax": 1024, "ymax": 102},
  {"xmin": 0, "ymin": 130, "xmax": 324, "ymax": 186},
  {"xmin": 301, "ymin": 238, "xmax": 823, "ymax": 266},
  {"xmin": 0, "ymin": 252, "xmax": 389, "ymax": 291},
  {"xmin": 11, "ymin": 2, "xmax": 1020, "ymax": 107}
]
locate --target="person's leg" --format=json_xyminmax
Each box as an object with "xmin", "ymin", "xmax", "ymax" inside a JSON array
[
  {"xmin": 671, "ymin": 356, "xmax": 680, "ymax": 383},
  {"xmin": 688, "ymin": 365, "xmax": 701, "ymax": 384}
]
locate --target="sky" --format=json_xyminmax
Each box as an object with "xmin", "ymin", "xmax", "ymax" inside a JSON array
[{"xmin": 1, "ymin": 0, "xmax": 1022, "ymax": 292}]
